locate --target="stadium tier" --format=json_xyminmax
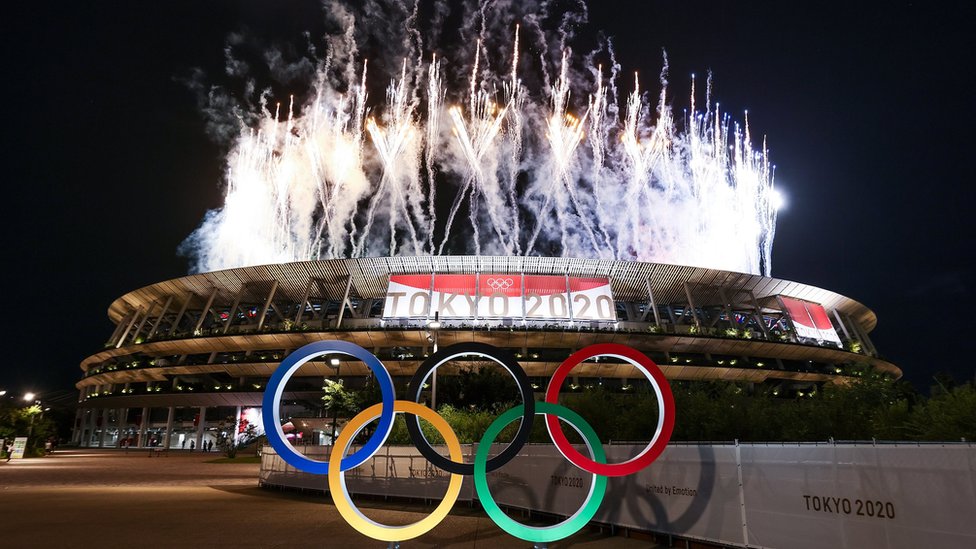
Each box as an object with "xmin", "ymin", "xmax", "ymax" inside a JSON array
[{"xmin": 72, "ymin": 256, "xmax": 899, "ymax": 448}]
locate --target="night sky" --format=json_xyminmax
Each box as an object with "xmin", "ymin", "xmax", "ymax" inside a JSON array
[{"xmin": 2, "ymin": 1, "xmax": 974, "ymax": 401}]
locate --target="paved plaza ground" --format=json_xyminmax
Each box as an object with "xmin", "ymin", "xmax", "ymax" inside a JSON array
[{"xmin": 0, "ymin": 450, "xmax": 656, "ymax": 548}]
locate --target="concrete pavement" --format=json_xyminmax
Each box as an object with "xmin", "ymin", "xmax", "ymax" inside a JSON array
[{"xmin": 0, "ymin": 450, "xmax": 657, "ymax": 548}]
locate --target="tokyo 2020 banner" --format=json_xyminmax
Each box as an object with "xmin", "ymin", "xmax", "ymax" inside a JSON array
[
  {"xmin": 263, "ymin": 340, "xmax": 674, "ymax": 544},
  {"xmin": 383, "ymin": 273, "xmax": 617, "ymax": 321}
]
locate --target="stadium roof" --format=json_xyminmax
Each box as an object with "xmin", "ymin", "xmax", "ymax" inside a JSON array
[{"xmin": 109, "ymin": 256, "xmax": 879, "ymax": 331}]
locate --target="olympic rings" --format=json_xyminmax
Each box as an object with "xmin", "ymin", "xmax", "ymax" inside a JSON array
[
  {"xmin": 474, "ymin": 402, "xmax": 607, "ymax": 543},
  {"xmin": 262, "ymin": 340, "xmax": 396, "ymax": 474},
  {"xmin": 329, "ymin": 401, "xmax": 464, "ymax": 542},
  {"xmin": 485, "ymin": 277, "xmax": 515, "ymax": 290},
  {"xmin": 406, "ymin": 342, "xmax": 535, "ymax": 474},
  {"xmin": 263, "ymin": 341, "xmax": 674, "ymax": 544},
  {"xmin": 544, "ymin": 343, "xmax": 675, "ymax": 477}
]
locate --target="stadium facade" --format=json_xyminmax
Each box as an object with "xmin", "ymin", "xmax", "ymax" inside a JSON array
[{"xmin": 72, "ymin": 256, "xmax": 899, "ymax": 449}]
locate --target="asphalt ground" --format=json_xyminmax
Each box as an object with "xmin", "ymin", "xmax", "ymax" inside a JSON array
[{"xmin": 0, "ymin": 450, "xmax": 656, "ymax": 548}]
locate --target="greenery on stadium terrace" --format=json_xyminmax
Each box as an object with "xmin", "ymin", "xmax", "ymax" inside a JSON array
[{"xmin": 323, "ymin": 368, "xmax": 976, "ymax": 444}]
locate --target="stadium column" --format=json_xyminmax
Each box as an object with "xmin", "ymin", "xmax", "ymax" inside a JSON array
[
  {"xmin": 71, "ymin": 408, "xmax": 82, "ymax": 444},
  {"xmin": 84, "ymin": 408, "xmax": 97, "ymax": 447},
  {"xmin": 76, "ymin": 409, "xmax": 88, "ymax": 447},
  {"xmin": 234, "ymin": 406, "xmax": 242, "ymax": 445},
  {"xmin": 129, "ymin": 300, "xmax": 157, "ymax": 344},
  {"xmin": 192, "ymin": 289, "xmax": 219, "ymax": 335},
  {"xmin": 719, "ymin": 288, "xmax": 736, "ymax": 330},
  {"xmin": 169, "ymin": 292, "xmax": 193, "ymax": 336},
  {"xmin": 107, "ymin": 309, "xmax": 135, "ymax": 347},
  {"xmin": 98, "ymin": 408, "xmax": 109, "ymax": 447},
  {"xmin": 92, "ymin": 408, "xmax": 101, "ymax": 446},
  {"xmin": 831, "ymin": 310, "xmax": 853, "ymax": 341},
  {"xmin": 119, "ymin": 408, "xmax": 127, "ymax": 445},
  {"xmin": 294, "ymin": 279, "xmax": 314, "ymax": 324},
  {"xmin": 859, "ymin": 327, "xmax": 879, "ymax": 357},
  {"xmin": 256, "ymin": 280, "xmax": 279, "ymax": 331},
  {"xmin": 749, "ymin": 291, "xmax": 771, "ymax": 339},
  {"xmin": 163, "ymin": 406, "xmax": 175, "ymax": 449},
  {"xmin": 843, "ymin": 313, "xmax": 878, "ymax": 356},
  {"xmin": 195, "ymin": 406, "xmax": 206, "ymax": 450},
  {"xmin": 146, "ymin": 295, "xmax": 174, "ymax": 340},
  {"xmin": 683, "ymin": 282, "xmax": 702, "ymax": 327},
  {"xmin": 223, "ymin": 291, "xmax": 244, "ymax": 335},
  {"xmin": 665, "ymin": 304, "xmax": 678, "ymax": 326},
  {"xmin": 115, "ymin": 307, "xmax": 143, "ymax": 349},
  {"xmin": 645, "ymin": 278, "xmax": 663, "ymax": 327},
  {"xmin": 137, "ymin": 407, "xmax": 149, "ymax": 448},
  {"xmin": 336, "ymin": 276, "xmax": 353, "ymax": 329}
]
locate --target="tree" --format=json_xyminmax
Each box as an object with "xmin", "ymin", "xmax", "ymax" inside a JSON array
[
  {"xmin": 0, "ymin": 402, "xmax": 56, "ymax": 456},
  {"xmin": 905, "ymin": 382, "xmax": 976, "ymax": 441},
  {"xmin": 292, "ymin": 364, "xmax": 973, "ymax": 446},
  {"xmin": 321, "ymin": 379, "xmax": 359, "ymax": 418},
  {"xmin": 433, "ymin": 364, "xmax": 519, "ymax": 413}
]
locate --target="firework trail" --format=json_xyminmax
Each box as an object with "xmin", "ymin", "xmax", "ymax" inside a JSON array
[
  {"xmin": 183, "ymin": 0, "xmax": 778, "ymax": 277},
  {"xmin": 358, "ymin": 60, "xmax": 423, "ymax": 257},
  {"xmin": 425, "ymin": 54, "xmax": 445, "ymax": 253}
]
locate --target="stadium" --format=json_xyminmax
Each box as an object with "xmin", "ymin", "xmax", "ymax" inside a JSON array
[{"xmin": 71, "ymin": 255, "xmax": 899, "ymax": 449}]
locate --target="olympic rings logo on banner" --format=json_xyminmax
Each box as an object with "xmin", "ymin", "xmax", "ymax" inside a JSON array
[
  {"xmin": 485, "ymin": 277, "xmax": 514, "ymax": 290},
  {"xmin": 262, "ymin": 340, "xmax": 675, "ymax": 544}
]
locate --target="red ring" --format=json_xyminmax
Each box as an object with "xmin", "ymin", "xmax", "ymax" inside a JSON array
[{"xmin": 544, "ymin": 343, "xmax": 675, "ymax": 477}]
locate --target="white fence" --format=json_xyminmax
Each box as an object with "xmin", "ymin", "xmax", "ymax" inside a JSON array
[
  {"xmin": 260, "ymin": 442, "xmax": 976, "ymax": 548},
  {"xmin": 260, "ymin": 444, "xmax": 477, "ymax": 502}
]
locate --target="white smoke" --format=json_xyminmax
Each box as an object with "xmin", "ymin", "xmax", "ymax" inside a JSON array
[{"xmin": 182, "ymin": 0, "xmax": 778, "ymax": 276}]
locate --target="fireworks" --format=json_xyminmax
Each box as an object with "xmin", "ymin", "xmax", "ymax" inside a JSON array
[{"xmin": 184, "ymin": 5, "xmax": 778, "ymax": 276}]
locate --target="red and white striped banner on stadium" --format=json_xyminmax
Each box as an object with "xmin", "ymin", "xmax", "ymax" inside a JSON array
[
  {"xmin": 777, "ymin": 296, "xmax": 842, "ymax": 345},
  {"xmin": 382, "ymin": 274, "xmax": 616, "ymax": 321}
]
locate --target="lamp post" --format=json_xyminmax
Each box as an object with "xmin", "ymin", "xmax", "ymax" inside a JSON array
[
  {"xmin": 0, "ymin": 390, "xmax": 6, "ymax": 458},
  {"xmin": 426, "ymin": 312, "xmax": 441, "ymax": 410},
  {"xmin": 23, "ymin": 393, "xmax": 38, "ymax": 443},
  {"xmin": 328, "ymin": 358, "xmax": 340, "ymax": 445}
]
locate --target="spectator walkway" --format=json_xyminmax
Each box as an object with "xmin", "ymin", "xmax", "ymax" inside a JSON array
[{"xmin": 0, "ymin": 449, "xmax": 652, "ymax": 548}]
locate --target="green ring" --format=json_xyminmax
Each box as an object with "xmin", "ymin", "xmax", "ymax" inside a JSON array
[{"xmin": 474, "ymin": 402, "xmax": 607, "ymax": 543}]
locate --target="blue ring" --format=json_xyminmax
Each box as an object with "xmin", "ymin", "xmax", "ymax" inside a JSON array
[{"xmin": 262, "ymin": 340, "xmax": 395, "ymax": 474}]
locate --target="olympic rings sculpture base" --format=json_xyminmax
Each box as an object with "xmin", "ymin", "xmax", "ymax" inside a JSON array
[{"xmin": 263, "ymin": 340, "xmax": 675, "ymax": 544}]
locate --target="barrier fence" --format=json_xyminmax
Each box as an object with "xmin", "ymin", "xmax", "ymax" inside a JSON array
[{"xmin": 259, "ymin": 442, "xmax": 976, "ymax": 548}]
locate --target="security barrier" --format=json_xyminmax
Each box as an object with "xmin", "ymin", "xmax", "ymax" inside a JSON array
[
  {"xmin": 260, "ymin": 340, "xmax": 974, "ymax": 547},
  {"xmin": 260, "ymin": 441, "xmax": 976, "ymax": 548}
]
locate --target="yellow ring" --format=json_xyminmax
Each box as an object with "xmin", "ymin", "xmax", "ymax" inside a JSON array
[{"xmin": 328, "ymin": 400, "xmax": 464, "ymax": 541}]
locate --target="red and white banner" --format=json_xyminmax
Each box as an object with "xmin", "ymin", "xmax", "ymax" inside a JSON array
[
  {"xmin": 778, "ymin": 296, "xmax": 842, "ymax": 345},
  {"xmin": 383, "ymin": 273, "xmax": 616, "ymax": 321}
]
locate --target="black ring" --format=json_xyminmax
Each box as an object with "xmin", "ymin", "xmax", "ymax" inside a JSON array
[{"xmin": 406, "ymin": 342, "xmax": 535, "ymax": 475}]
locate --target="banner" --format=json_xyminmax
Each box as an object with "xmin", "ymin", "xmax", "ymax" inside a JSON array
[
  {"xmin": 805, "ymin": 301, "xmax": 843, "ymax": 345},
  {"xmin": 383, "ymin": 273, "xmax": 616, "ymax": 322},
  {"xmin": 11, "ymin": 437, "xmax": 28, "ymax": 459},
  {"xmin": 485, "ymin": 444, "xmax": 745, "ymax": 546},
  {"xmin": 260, "ymin": 442, "xmax": 976, "ymax": 548},
  {"xmin": 239, "ymin": 407, "xmax": 264, "ymax": 436},
  {"xmin": 739, "ymin": 444, "xmax": 976, "ymax": 549},
  {"xmin": 778, "ymin": 296, "xmax": 842, "ymax": 346},
  {"xmin": 483, "ymin": 443, "xmax": 976, "ymax": 548}
]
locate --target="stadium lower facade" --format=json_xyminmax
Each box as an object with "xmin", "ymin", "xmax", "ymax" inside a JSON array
[{"xmin": 72, "ymin": 256, "xmax": 900, "ymax": 449}]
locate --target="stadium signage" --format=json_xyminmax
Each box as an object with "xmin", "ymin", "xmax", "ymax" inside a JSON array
[
  {"xmin": 382, "ymin": 273, "xmax": 616, "ymax": 322},
  {"xmin": 777, "ymin": 296, "xmax": 842, "ymax": 346}
]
